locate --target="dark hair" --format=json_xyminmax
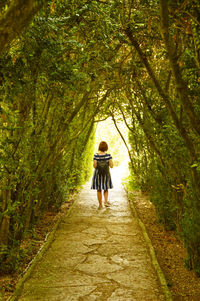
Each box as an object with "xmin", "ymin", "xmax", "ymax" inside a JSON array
[{"xmin": 98, "ymin": 141, "xmax": 108, "ymax": 152}]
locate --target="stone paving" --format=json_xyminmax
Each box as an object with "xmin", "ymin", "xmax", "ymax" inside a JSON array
[{"xmin": 18, "ymin": 169, "xmax": 165, "ymax": 301}]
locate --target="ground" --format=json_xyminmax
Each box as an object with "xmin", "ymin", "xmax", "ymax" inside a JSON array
[
  {"xmin": 9, "ymin": 181, "xmax": 165, "ymax": 300},
  {"xmin": 1, "ymin": 184, "xmax": 200, "ymax": 300},
  {"xmin": 0, "ymin": 198, "xmax": 74, "ymax": 301},
  {"xmin": 129, "ymin": 190, "xmax": 200, "ymax": 301}
]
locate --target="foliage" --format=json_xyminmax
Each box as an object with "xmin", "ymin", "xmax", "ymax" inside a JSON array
[
  {"xmin": 116, "ymin": 0, "xmax": 200, "ymax": 273},
  {"xmin": 0, "ymin": 0, "xmax": 104, "ymax": 272},
  {"xmin": 0, "ymin": 0, "xmax": 200, "ymax": 275}
]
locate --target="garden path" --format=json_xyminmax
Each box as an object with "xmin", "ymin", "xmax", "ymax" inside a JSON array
[{"xmin": 17, "ymin": 166, "xmax": 166, "ymax": 301}]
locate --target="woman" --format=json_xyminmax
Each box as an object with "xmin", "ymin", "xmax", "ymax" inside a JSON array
[{"xmin": 91, "ymin": 141, "xmax": 113, "ymax": 209}]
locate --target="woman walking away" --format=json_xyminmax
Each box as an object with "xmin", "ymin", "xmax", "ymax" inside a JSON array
[{"xmin": 91, "ymin": 141, "xmax": 113, "ymax": 209}]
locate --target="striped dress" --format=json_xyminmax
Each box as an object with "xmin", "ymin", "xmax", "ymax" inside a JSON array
[{"xmin": 91, "ymin": 153, "xmax": 113, "ymax": 190}]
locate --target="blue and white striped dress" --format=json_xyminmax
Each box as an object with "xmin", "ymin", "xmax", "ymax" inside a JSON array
[{"xmin": 91, "ymin": 153, "xmax": 113, "ymax": 190}]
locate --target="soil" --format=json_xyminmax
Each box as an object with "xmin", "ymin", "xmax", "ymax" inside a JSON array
[{"xmin": 129, "ymin": 190, "xmax": 200, "ymax": 301}]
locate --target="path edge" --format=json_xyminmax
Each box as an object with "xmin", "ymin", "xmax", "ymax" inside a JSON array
[
  {"xmin": 127, "ymin": 190, "xmax": 173, "ymax": 301},
  {"xmin": 7, "ymin": 197, "xmax": 77, "ymax": 301}
]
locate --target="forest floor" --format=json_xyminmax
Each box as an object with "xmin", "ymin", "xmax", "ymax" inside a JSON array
[{"xmin": 1, "ymin": 171, "xmax": 200, "ymax": 300}]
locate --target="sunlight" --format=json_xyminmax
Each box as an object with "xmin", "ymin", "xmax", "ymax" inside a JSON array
[{"xmin": 94, "ymin": 117, "xmax": 130, "ymax": 185}]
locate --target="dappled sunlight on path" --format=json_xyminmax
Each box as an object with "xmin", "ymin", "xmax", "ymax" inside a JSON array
[{"xmin": 17, "ymin": 164, "xmax": 165, "ymax": 301}]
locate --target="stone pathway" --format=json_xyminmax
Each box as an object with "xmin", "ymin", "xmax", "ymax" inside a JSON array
[{"xmin": 18, "ymin": 168, "xmax": 165, "ymax": 301}]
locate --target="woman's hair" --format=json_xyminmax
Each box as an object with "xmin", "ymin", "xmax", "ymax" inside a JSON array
[{"xmin": 98, "ymin": 141, "xmax": 108, "ymax": 152}]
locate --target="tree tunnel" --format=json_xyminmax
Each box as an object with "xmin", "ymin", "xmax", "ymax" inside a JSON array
[{"xmin": 0, "ymin": 0, "xmax": 200, "ymax": 275}]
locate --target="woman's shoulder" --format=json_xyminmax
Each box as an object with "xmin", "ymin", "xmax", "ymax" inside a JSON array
[
  {"xmin": 94, "ymin": 152, "xmax": 112, "ymax": 156},
  {"xmin": 93, "ymin": 153, "xmax": 112, "ymax": 159}
]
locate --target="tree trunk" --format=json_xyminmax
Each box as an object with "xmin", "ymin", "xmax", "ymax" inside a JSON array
[
  {"xmin": 0, "ymin": 0, "xmax": 44, "ymax": 54},
  {"xmin": 124, "ymin": 27, "xmax": 197, "ymax": 162},
  {"xmin": 0, "ymin": 189, "xmax": 11, "ymax": 246},
  {"xmin": 126, "ymin": 94, "xmax": 166, "ymax": 168},
  {"xmin": 159, "ymin": 0, "xmax": 200, "ymax": 137},
  {"xmin": 0, "ymin": 216, "xmax": 10, "ymax": 246},
  {"xmin": 111, "ymin": 113, "xmax": 140, "ymax": 185}
]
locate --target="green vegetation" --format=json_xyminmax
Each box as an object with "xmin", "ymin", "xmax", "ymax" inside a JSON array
[
  {"xmin": 95, "ymin": 118, "xmax": 128, "ymax": 166},
  {"xmin": 0, "ymin": 0, "xmax": 200, "ymax": 275}
]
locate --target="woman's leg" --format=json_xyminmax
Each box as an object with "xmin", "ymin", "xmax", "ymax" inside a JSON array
[
  {"xmin": 97, "ymin": 190, "xmax": 103, "ymax": 207},
  {"xmin": 104, "ymin": 190, "xmax": 108, "ymax": 203}
]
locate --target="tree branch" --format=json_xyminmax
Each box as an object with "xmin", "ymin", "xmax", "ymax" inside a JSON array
[
  {"xmin": 124, "ymin": 27, "xmax": 197, "ymax": 160},
  {"xmin": 111, "ymin": 112, "xmax": 138, "ymax": 177},
  {"xmin": 159, "ymin": 0, "xmax": 200, "ymax": 136},
  {"xmin": 0, "ymin": 0, "xmax": 44, "ymax": 55}
]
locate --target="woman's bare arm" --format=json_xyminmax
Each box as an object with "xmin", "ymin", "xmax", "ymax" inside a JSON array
[
  {"xmin": 93, "ymin": 160, "xmax": 97, "ymax": 168},
  {"xmin": 109, "ymin": 159, "xmax": 113, "ymax": 168}
]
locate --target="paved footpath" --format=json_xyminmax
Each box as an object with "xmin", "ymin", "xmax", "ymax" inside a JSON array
[{"xmin": 18, "ymin": 169, "xmax": 165, "ymax": 301}]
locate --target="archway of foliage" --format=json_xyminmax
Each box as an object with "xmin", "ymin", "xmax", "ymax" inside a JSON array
[{"xmin": 0, "ymin": 0, "xmax": 200, "ymax": 275}]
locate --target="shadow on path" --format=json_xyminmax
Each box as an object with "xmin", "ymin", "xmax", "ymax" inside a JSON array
[{"xmin": 18, "ymin": 165, "xmax": 165, "ymax": 301}]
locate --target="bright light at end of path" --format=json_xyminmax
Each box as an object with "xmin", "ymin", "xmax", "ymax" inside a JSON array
[{"xmin": 95, "ymin": 117, "xmax": 130, "ymax": 185}]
